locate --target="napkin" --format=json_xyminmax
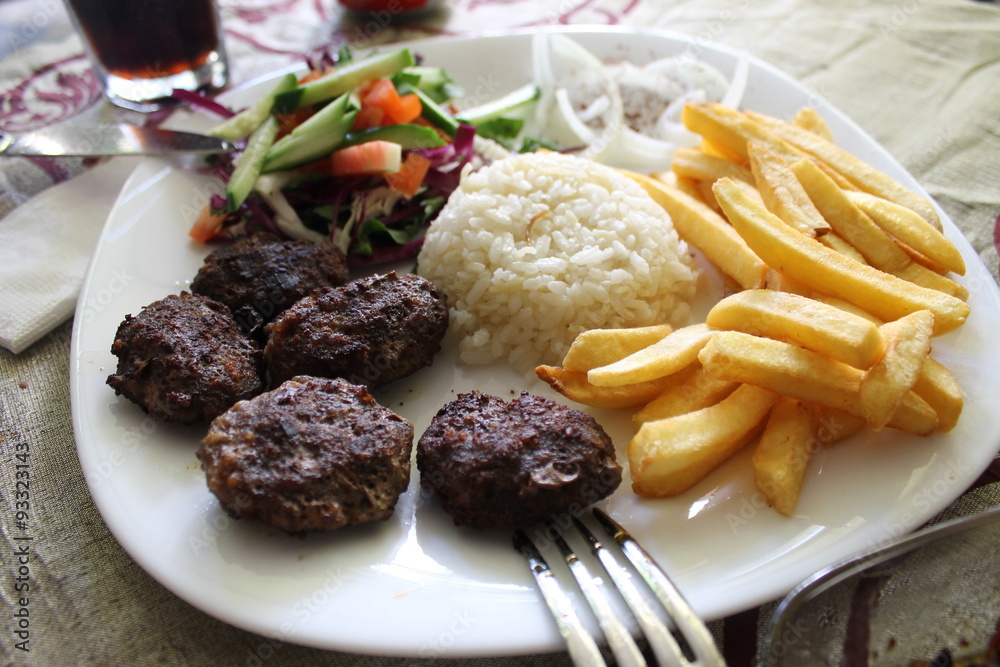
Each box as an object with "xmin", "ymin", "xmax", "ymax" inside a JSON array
[{"xmin": 0, "ymin": 157, "xmax": 138, "ymax": 353}]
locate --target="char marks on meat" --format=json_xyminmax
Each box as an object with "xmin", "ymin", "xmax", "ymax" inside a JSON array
[
  {"xmin": 107, "ymin": 292, "xmax": 264, "ymax": 424},
  {"xmin": 197, "ymin": 376, "xmax": 414, "ymax": 534},
  {"xmin": 264, "ymin": 271, "xmax": 448, "ymax": 388},
  {"xmin": 191, "ymin": 232, "xmax": 349, "ymax": 342},
  {"xmin": 417, "ymin": 391, "xmax": 622, "ymax": 530}
]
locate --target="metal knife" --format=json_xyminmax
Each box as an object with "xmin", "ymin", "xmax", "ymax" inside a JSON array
[{"xmin": 0, "ymin": 124, "xmax": 239, "ymax": 157}]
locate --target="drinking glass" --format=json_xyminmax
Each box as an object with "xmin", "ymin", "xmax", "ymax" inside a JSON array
[
  {"xmin": 63, "ymin": 0, "xmax": 228, "ymax": 111},
  {"xmin": 762, "ymin": 506, "xmax": 1000, "ymax": 666}
]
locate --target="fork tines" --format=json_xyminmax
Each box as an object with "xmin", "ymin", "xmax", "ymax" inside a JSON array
[{"xmin": 513, "ymin": 508, "xmax": 725, "ymax": 667}]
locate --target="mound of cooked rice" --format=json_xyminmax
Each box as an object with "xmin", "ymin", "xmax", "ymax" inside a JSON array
[{"xmin": 416, "ymin": 151, "xmax": 696, "ymax": 374}]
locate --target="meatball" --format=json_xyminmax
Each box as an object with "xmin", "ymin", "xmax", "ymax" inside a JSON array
[
  {"xmin": 191, "ymin": 232, "xmax": 349, "ymax": 341},
  {"xmin": 107, "ymin": 292, "xmax": 264, "ymax": 424},
  {"xmin": 417, "ymin": 391, "xmax": 622, "ymax": 530},
  {"xmin": 197, "ymin": 376, "xmax": 414, "ymax": 534},
  {"xmin": 264, "ymin": 272, "xmax": 448, "ymax": 388}
]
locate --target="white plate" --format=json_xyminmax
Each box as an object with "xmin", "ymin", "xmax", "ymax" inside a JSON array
[{"xmin": 70, "ymin": 27, "xmax": 1000, "ymax": 658}]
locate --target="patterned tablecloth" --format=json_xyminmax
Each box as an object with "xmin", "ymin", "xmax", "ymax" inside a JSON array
[{"xmin": 1, "ymin": 0, "xmax": 998, "ymax": 665}]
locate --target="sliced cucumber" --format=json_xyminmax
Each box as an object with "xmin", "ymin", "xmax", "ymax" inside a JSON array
[
  {"xmin": 407, "ymin": 87, "xmax": 460, "ymax": 137},
  {"xmin": 225, "ymin": 115, "xmax": 280, "ymax": 212},
  {"xmin": 396, "ymin": 66, "xmax": 451, "ymax": 90},
  {"xmin": 393, "ymin": 66, "xmax": 462, "ymax": 103},
  {"xmin": 262, "ymin": 93, "xmax": 358, "ymax": 173},
  {"xmin": 209, "ymin": 73, "xmax": 298, "ymax": 141},
  {"xmin": 455, "ymin": 83, "xmax": 540, "ymax": 125},
  {"xmin": 272, "ymin": 49, "xmax": 416, "ymax": 113},
  {"xmin": 341, "ymin": 124, "xmax": 446, "ymax": 150}
]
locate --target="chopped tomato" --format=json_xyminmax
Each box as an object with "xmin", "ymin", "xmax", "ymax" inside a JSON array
[
  {"xmin": 393, "ymin": 93, "xmax": 422, "ymax": 123},
  {"xmin": 328, "ymin": 140, "xmax": 402, "ymax": 176},
  {"xmin": 356, "ymin": 78, "xmax": 378, "ymax": 97},
  {"xmin": 360, "ymin": 78, "xmax": 421, "ymax": 125},
  {"xmin": 189, "ymin": 205, "xmax": 227, "ymax": 243},
  {"xmin": 384, "ymin": 152, "xmax": 430, "ymax": 197},
  {"xmin": 351, "ymin": 105, "xmax": 386, "ymax": 131}
]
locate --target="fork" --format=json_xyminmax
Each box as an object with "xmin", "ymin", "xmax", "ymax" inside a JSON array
[{"xmin": 513, "ymin": 508, "xmax": 726, "ymax": 667}]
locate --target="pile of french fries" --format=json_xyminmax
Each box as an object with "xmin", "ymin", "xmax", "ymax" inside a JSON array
[{"xmin": 535, "ymin": 102, "xmax": 969, "ymax": 517}]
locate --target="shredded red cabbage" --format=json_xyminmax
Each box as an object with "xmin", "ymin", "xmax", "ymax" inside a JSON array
[
  {"xmin": 414, "ymin": 123, "xmax": 476, "ymax": 195},
  {"xmin": 347, "ymin": 235, "xmax": 425, "ymax": 268},
  {"xmin": 241, "ymin": 196, "xmax": 282, "ymax": 237},
  {"xmin": 170, "ymin": 88, "xmax": 236, "ymax": 118},
  {"xmin": 417, "ymin": 123, "xmax": 476, "ymax": 166}
]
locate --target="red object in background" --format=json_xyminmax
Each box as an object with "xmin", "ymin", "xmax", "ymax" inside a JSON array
[{"xmin": 338, "ymin": 0, "xmax": 429, "ymax": 11}]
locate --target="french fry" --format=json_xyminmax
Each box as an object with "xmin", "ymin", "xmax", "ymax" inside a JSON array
[
  {"xmin": 671, "ymin": 146, "xmax": 755, "ymax": 184},
  {"xmin": 792, "ymin": 160, "xmax": 968, "ymax": 300},
  {"xmin": 628, "ymin": 384, "xmax": 776, "ymax": 497},
  {"xmin": 652, "ymin": 169, "xmax": 679, "ymax": 187},
  {"xmin": 698, "ymin": 330, "xmax": 939, "ymax": 435},
  {"xmin": 535, "ymin": 365, "xmax": 683, "ymax": 410},
  {"xmin": 655, "ymin": 170, "xmax": 707, "ymax": 204},
  {"xmin": 859, "ymin": 311, "xmax": 934, "ymax": 430},
  {"xmin": 699, "ymin": 330, "xmax": 855, "ymax": 412},
  {"xmin": 561, "ymin": 324, "xmax": 673, "ymax": 372},
  {"xmin": 752, "ymin": 398, "xmax": 816, "ymax": 515},
  {"xmin": 700, "ymin": 137, "xmax": 745, "ymax": 164},
  {"xmin": 712, "ymin": 177, "xmax": 970, "ymax": 335},
  {"xmin": 912, "ymin": 357, "xmax": 963, "ymax": 432},
  {"xmin": 811, "ymin": 295, "xmax": 883, "ymax": 325},
  {"xmin": 893, "ymin": 262, "xmax": 968, "ymax": 300},
  {"xmin": 792, "ymin": 107, "xmax": 833, "ymax": 141},
  {"xmin": 764, "ymin": 268, "xmax": 812, "ymax": 295},
  {"xmin": 893, "ymin": 240, "xmax": 952, "ymax": 275},
  {"xmin": 682, "ymin": 102, "xmax": 801, "ymax": 164},
  {"xmin": 793, "ymin": 157, "xmax": 912, "ymax": 274},
  {"xmin": 696, "ymin": 179, "xmax": 723, "ymax": 212},
  {"xmin": 746, "ymin": 110, "xmax": 942, "ymax": 230},
  {"xmin": 730, "ymin": 177, "xmax": 766, "ymax": 204},
  {"xmin": 818, "ymin": 232, "xmax": 868, "ymax": 264},
  {"xmin": 705, "ymin": 289, "xmax": 884, "ymax": 369},
  {"xmin": 765, "ymin": 269, "xmax": 812, "ymax": 295},
  {"xmin": 588, "ymin": 323, "xmax": 714, "ymax": 387},
  {"xmin": 632, "ymin": 364, "xmax": 739, "ymax": 428},
  {"xmin": 809, "ymin": 406, "xmax": 867, "ymax": 445},
  {"xmin": 625, "ymin": 171, "xmax": 769, "ymax": 290},
  {"xmin": 675, "ymin": 174, "xmax": 709, "ymax": 204},
  {"xmin": 748, "ymin": 142, "xmax": 831, "ymax": 237},
  {"xmin": 846, "ymin": 190, "xmax": 966, "ymax": 276}
]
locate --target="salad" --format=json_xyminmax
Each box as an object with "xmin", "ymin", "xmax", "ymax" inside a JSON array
[{"xmin": 183, "ymin": 36, "xmax": 743, "ymax": 267}]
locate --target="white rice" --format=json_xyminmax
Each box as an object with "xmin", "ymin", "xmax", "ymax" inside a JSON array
[{"xmin": 416, "ymin": 151, "xmax": 697, "ymax": 374}]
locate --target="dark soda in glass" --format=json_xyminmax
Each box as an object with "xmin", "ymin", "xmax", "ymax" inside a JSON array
[{"xmin": 64, "ymin": 0, "xmax": 227, "ymax": 108}]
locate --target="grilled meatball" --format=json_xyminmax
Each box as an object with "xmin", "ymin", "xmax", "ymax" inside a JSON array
[
  {"xmin": 264, "ymin": 272, "xmax": 448, "ymax": 388},
  {"xmin": 107, "ymin": 292, "xmax": 264, "ymax": 424},
  {"xmin": 417, "ymin": 391, "xmax": 622, "ymax": 530},
  {"xmin": 197, "ymin": 376, "xmax": 414, "ymax": 534},
  {"xmin": 191, "ymin": 232, "xmax": 349, "ymax": 341}
]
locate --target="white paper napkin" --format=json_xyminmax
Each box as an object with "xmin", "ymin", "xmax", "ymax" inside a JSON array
[{"xmin": 0, "ymin": 157, "xmax": 139, "ymax": 353}]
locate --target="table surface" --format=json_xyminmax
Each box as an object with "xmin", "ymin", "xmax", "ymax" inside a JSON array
[{"xmin": 1, "ymin": 0, "xmax": 999, "ymax": 665}]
